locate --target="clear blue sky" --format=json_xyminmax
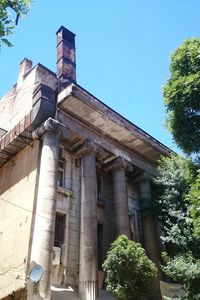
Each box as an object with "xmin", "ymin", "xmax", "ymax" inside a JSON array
[{"xmin": 1, "ymin": 0, "xmax": 200, "ymax": 152}]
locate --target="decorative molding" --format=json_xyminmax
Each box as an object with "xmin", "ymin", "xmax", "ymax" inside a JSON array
[
  {"xmin": 73, "ymin": 139, "xmax": 97, "ymax": 157},
  {"xmin": 57, "ymin": 186, "xmax": 72, "ymax": 197},
  {"xmin": 32, "ymin": 118, "xmax": 65, "ymax": 140},
  {"xmin": 131, "ymin": 171, "xmax": 153, "ymax": 184},
  {"xmin": 105, "ymin": 157, "xmax": 133, "ymax": 173}
]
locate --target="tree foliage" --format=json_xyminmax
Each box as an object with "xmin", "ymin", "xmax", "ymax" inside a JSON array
[
  {"xmin": 162, "ymin": 253, "xmax": 200, "ymax": 300},
  {"xmin": 153, "ymin": 154, "xmax": 199, "ymax": 255},
  {"xmin": 157, "ymin": 37, "xmax": 200, "ymax": 300},
  {"xmin": 0, "ymin": 0, "xmax": 30, "ymax": 47},
  {"xmin": 154, "ymin": 154, "xmax": 200, "ymax": 299},
  {"xmin": 102, "ymin": 235, "xmax": 156, "ymax": 300},
  {"xmin": 188, "ymin": 171, "xmax": 200, "ymax": 239},
  {"xmin": 163, "ymin": 38, "xmax": 200, "ymax": 155}
]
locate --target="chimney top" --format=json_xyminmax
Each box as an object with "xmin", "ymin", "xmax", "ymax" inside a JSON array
[
  {"xmin": 56, "ymin": 26, "xmax": 76, "ymax": 84},
  {"xmin": 17, "ymin": 58, "xmax": 32, "ymax": 89},
  {"xmin": 20, "ymin": 57, "xmax": 32, "ymax": 66},
  {"xmin": 56, "ymin": 26, "xmax": 76, "ymax": 46}
]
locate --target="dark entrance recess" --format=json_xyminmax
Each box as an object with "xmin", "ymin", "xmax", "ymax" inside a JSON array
[
  {"xmin": 54, "ymin": 213, "xmax": 65, "ymax": 247},
  {"xmin": 97, "ymin": 223, "xmax": 104, "ymax": 270}
]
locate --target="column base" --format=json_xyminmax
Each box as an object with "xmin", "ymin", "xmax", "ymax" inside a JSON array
[{"xmin": 79, "ymin": 281, "xmax": 97, "ymax": 300}]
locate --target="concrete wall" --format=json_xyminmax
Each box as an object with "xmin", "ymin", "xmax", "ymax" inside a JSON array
[
  {"xmin": 0, "ymin": 69, "xmax": 35, "ymax": 131},
  {"xmin": 0, "ymin": 141, "xmax": 39, "ymax": 299},
  {"xmin": 52, "ymin": 149, "xmax": 81, "ymax": 288},
  {"xmin": 0, "ymin": 64, "xmax": 57, "ymax": 133}
]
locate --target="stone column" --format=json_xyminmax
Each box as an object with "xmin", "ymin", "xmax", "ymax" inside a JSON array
[
  {"xmin": 138, "ymin": 175, "xmax": 162, "ymax": 300},
  {"xmin": 27, "ymin": 118, "xmax": 60, "ymax": 300},
  {"xmin": 106, "ymin": 158, "xmax": 131, "ymax": 238},
  {"xmin": 76, "ymin": 140, "xmax": 98, "ymax": 300}
]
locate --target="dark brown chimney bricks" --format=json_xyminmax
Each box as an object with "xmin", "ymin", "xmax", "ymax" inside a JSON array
[{"xmin": 56, "ymin": 26, "xmax": 76, "ymax": 82}]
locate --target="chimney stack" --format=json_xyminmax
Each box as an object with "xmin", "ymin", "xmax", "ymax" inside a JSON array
[
  {"xmin": 17, "ymin": 58, "xmax": 32, "ymax": 89},
  {"xmin": 56, "ymin": 26, "xmax": 76, "ymax": 83}
]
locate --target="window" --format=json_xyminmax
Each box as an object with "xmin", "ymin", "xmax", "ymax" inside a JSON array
[
  {"xmin": 129, "ymin": 214, "xmax": 135, "ymax": 241},
  {"xmin": 58, "ymin": 159, "xmax": 65, "ymax": 187},
  {"xmin": 75, "ymin": 157, "xmax": 81, "ymax": 168},
  {"xmin": 54, "ymin": 213, "xmax": 65, "ymax": 247},
  {"xmin": 129, "ymin": 210, "xmax": 141, "ymax": 242},
  {"xmin": 97, "ymin": 173, "xmax": 102, "ymax": 202}
]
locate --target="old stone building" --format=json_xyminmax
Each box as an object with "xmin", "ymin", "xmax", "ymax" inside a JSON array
[{"xmin": 0, "ymin": 26, "xmax": 171, "ymax": 300}]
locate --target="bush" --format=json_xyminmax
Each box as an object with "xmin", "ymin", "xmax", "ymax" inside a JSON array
[
  {"xmin": 102, "ymin": 235, "xmax": 157, "ymax": 300},
  {"xmin": 162, "ymin": 253, "xmax": 200, "ymax": 300}
]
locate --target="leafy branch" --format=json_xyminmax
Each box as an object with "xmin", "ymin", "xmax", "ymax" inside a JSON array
[{"xmin": 0, "ymin": 0, "xmax": 31, "ymax": 48}]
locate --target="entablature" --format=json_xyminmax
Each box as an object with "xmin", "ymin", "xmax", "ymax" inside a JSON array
[{"xmin": 57, "ymin": 84, "xmax": 172, "ymax": 166}]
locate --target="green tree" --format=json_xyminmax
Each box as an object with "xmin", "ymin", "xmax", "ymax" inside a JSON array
[
  {"xmin": 158, "ymin": 38, "xmax": 200, "ymax": 300},
  {"xmin": 102, "ymin": 235, "xmax": 156, "ymax": 300},
  {"xmin": 154, "ymin": 154, "xmax": 200, "ymax": 299},
  {"xmin": 162, "ymin": 253, "xmax": 200, "ymax": 300},
  {"xmin": 153, "ymin": 154, "xmax": 199, "ymax": 255},
  {"xmin": 163, "ymin": 38, "xmax": 200, "ymax": 155},
  {"xmin": 0, "ymin": 0, "xmax": 31, "ymax": 47},
  {"xmin": 188, "ymin": 171, "xmax": 200, "ymax": 239}
]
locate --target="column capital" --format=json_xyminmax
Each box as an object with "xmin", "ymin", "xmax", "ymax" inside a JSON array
[
  {"xmin": 132, "ymin": 171, "xmax": 153, "ymax": 184},
  {"xmin": 32, "ymin": 117, "xmax": 64, "ymax": 140},
  {"xmin": 74, "ymin": 139, "xmax": 97, "ymax": 157},
  {"xmin": 137, "ymin": 172, "xmax": 153, "ymax": 215},
  {"xmin": 105, "ymin": 157, "xmax": 133, "ymax": 173}
]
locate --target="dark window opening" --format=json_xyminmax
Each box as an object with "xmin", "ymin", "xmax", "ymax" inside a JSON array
[
  {"xmin": 97, "ymin": 223, "xmax": 104, "ymax": 270},
  {"xmin": 97, "ymin": 173, "xmax": 102, "ymax": 202},
  {"xmin": 58, "ymin": 159, "xmax": 65, "ymax": 187},
  {"xmin": 75, "ymin": 157, "xmax": 81, "ymax": 168},
  {"xmin": 54, "ymin": 213, "xmax": 65, "ymax": 247},
  {"xmin": 129, "ymin": 211, "xmax": 141, "ymax": 242},
  {"xmin": 129, "ymin": 215, "xmax": 135, "ymax": 241}
]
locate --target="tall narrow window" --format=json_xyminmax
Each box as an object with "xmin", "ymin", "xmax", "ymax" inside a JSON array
[
  {"xmin": 129, "ymin": 214, "xmax": 135, "ymax": 241},
  {"xmin": 54, "ymin": 213, "xmax": 65, "ymax": 247},
  {"xmin": 58, "ymin": 159, "xmax": 65, "ymax": 187},
  {"xmin": 97, "ymin": 173, "xmax": 102, "ymax": 202},
  {"xmin": 97, "ymin": 223, "xmax": 104, "ymax": 270}
]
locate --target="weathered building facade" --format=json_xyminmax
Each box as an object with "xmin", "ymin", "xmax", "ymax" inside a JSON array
[{"xmin": 0, "ymin": 27, "xmax": 171, "ymax": 300}]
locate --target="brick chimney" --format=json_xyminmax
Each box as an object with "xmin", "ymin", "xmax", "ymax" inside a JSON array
[
  {"xmin": 17, "ymin": 58, "xmax": 32, "ymax": 89},
  {"xmin": 56, "ymin": 26, "xmax": 76, "ymax": 83}
]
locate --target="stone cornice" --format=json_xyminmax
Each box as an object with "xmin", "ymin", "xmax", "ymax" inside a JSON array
[
  {"xmin": 57, "ymin": 83, "xmax": 172, "ymax": 159},
  {"xmin": 58, "ymin": 110, "xmax": 158, "ymax": 176}
]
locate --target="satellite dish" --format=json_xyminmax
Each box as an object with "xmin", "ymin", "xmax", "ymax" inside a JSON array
[{"xmin": 29, "ymin": 265, "xmax": 43, "ymax": 283}]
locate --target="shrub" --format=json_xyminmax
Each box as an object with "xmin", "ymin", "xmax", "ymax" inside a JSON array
[{"xmin": 102, "ymin": 235, "xmax": 157, "ymax": 300}]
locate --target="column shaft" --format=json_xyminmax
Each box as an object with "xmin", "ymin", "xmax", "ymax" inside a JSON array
[
  {"xmin": 79, "ymin": 151, "xmax": 98, "ymax": 300},
  {"xmin": 139, "ymin": 179, "xmax": 162, "ymax": 300},
  {"xmin": 112, "ymin": 166, "xmax": 130, "ymax": 238},
  {"xmin": 28, "ymin": 131, "xmax": 59, "ymax": 300}
]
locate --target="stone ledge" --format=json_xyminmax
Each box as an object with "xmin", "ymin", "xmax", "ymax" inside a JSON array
[{"xmin": 57, "ymin": 186, "xmax": 72, "ymax": 197}]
